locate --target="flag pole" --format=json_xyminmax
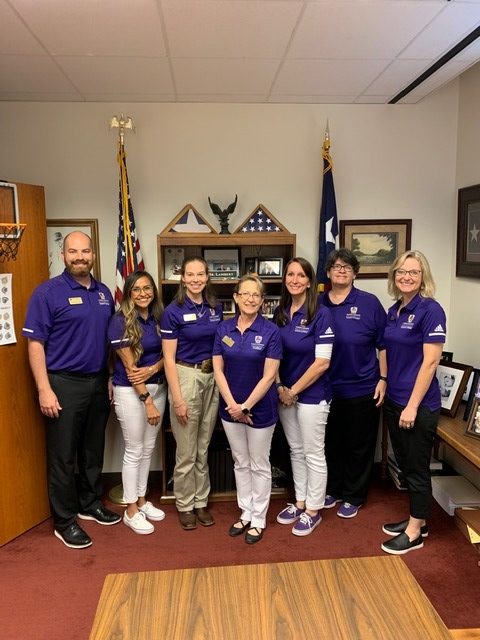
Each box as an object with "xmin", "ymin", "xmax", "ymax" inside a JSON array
[{"xmin": 316, "ymin": 121, "xmax": 338, "ymax": 292}]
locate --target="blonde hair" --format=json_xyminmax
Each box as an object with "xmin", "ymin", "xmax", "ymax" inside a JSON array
[
  {"xmin": 234, "ymin": 274, "xmax": 265, "ymax": 297},
  {"xmin": 387, "ymin": 250, "xmax": 436, "ymax": 300}
]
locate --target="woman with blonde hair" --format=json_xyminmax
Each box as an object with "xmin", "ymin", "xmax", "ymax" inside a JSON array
[
  {"xmin": 108, "ymin": 270, "xmax": 166, "ymax": 535},
  {"xmin": 381, "ymin": 250, "xmax": 446, "ymax": 554}
]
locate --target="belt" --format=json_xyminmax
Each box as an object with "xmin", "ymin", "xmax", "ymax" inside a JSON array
[
  {"xmin": 176, "ymin": 359, "xmax": 213, "ymax": 374},
  {"xmin": 48, "ymin": 369, "xmax": 106, "ymax": 379}
]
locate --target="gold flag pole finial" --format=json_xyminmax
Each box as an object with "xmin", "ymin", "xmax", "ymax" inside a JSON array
[
  {"xmin": 322, "ymin": 120, "xmax": 332, "ymax": 173},
  {"xmin": 109, "ymin": 114, "xmax": 135, "ymax": 145}
]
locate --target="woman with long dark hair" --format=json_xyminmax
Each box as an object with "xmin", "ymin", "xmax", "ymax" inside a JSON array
[
  {"xmin": 274, "ymin": 257, "xmax": 335, "ymax": 537},
  {"xmin": 160, "ymin": 257, "xmax": 223, "ymax": 530},
  {"xmin": 109, "ymin": 270, "xmax": 166, "ymax": 535}
]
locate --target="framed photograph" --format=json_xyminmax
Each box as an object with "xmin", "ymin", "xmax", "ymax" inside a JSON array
[
  {"xmin": 258, "ymin": 258, "xmax": 283, "ymax": 278},
  {"xmin": 436, "ymin": 361, "xmax": 472, "ymax": 418},
  {"xmin": 440, "ymin": 351, "xmax": 453, "ymax": 363},
  {"xmin": 262, "ymin": 296, "xmax": 280, "ymax": 318},
  {"xmin": 465, "ymin": 398, "xmax": 480, "ymax": 440},
  {"xmin": 219, "ymin": 298, "xmax": 235, "ymax": 315},
  {"xmin": 46, "ymin": 218, "xmax": 100, "ymax": 280},
  {"xmin": 203, "ymin": 248, "xmax": 240, "ymax": 279},
  {"xmin": 339, "ymin": 219, "xmax": 412, "ymax": 279},
  {"xmin": 244, "ymin": 257, "xmax": 258, "ymax": 275},
  {"xmin": 463, "ymin": 369, "xmax": 480, "ymax": 421},
  {"xmin": 164, "ymin": 247, "xmax": 184, "ymax": 280},
  {"xmin": 456, "ymin": 184, "xmax": 480, "ymax": 278}
]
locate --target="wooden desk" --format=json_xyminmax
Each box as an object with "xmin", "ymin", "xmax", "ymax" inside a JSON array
[
  {"xmin": 90, "ymin": 556, "xmax": 451, "ymax": 640},
  {"xmin": 437, "ymin": 413, "xmax": 480, "ymax": 470}
]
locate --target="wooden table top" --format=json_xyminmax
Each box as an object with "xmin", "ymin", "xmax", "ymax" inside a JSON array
[
  {"xmin": 89, "ymin": 556, "xmax": 451, "ymax": 640},
  {"xmin": 437, "ymin": 413, "xmax": 480, "ymax": 469}
]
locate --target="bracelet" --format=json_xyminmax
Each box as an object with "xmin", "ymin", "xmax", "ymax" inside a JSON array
[
  {"xmin": 276, "ymin": 382, "xmax": 284, "ymax": 390},
  {"xmin": 379, "ymin": 376, "xmax": 387, "ymax": 382},
  {"xmin": 174, "ymin": 401, "xmax": 185, "ymax": 408}
]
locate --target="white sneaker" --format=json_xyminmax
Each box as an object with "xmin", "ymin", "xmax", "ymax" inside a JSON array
[
  {"xmin": 139, "ymin": 501, "xmax": 166, "ymax": 522},
  {"xmin": 123, "ymin": 510, "xmax": 154, "ymax": 535}
]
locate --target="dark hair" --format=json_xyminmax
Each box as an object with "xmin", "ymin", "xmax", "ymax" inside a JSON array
[
  {"xmin": 118, "ymin": 270, "xmax": 163, "ymax": 362},
  {"xmin": 325, "ymin": 248, "xmax": 360, "ymax": 274},
  {"xmin": 174, "ymin": 256, "xmax": 217, "ymax": 308},
  {"xmin": 275, "ymin": 257, "xmax": 318, "ymax": 326}
]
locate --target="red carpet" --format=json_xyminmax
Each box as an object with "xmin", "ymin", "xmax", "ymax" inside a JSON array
[{"xmin": 1, "ymin": 472, "xmax": 478, "ymax": 640}]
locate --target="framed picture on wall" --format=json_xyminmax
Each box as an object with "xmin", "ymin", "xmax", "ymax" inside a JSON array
[
  {"xmin": 339, "ymin": 219, "xmax": 412, "ymax": 279},
  {"xmin": 257, "ymin": 258, "xmax": 283, "ymax": 278},
  {"xmin": 456, "ymin": 184, "xmax": 480, "ymax": 278},
  {"xmin": 436, "ymin": 361, "xmax": 472, "ymax": 418},
  {"xmin": 46, "ymin": 218, "xmax": 101, "ymax": 280}
]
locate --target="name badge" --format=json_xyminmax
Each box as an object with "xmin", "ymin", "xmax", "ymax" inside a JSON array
[
  {"xmin": 222, "ymin": 335, "xmax": 234, "ymax": 347},
  {"xmin": 68, "ymin": 297, "xmax": 83, "ymax": 305},
  {"xmin": 183, "ymin": 313, "xmax": 197, "ymax": 322}
]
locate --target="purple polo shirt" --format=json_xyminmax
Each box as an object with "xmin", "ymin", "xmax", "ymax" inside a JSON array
[
  {"xmin": 321, "ymin": 286, "xmax": 386, "ymax": 399},
  {"xmin": 276, "ymin": 303, "xmax": 335, "ymax": 404},
  {"xmin": 384, "ymin": 294, "xmax": 446, "ymax": 411},
  {"xmin": 108, "ymin": 312, "xmax": 164, "ymax": 386},
  {"xmin": 22, "ymin": 270, "xmax": 114, "ymax": 373},
  {"xmin": 213, "ymin": 314, "xmax": 282, "ymax": 428},
  {"xmin": 160, "ymin": 297, "xmax": 223, "ymax": 362}
]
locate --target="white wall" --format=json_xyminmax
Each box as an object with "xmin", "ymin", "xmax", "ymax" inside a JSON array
[
  {"xmin": 0, "ymin": 82, "xmax": 461, "ymax": 470},
  {"xmin": 451, "ymin": 62, "xmax": 480, "ymax": 368}
]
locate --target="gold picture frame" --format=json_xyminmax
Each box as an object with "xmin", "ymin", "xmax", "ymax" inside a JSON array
[{"xmin": 46, "ymin": 218, "xmax": 101, "ymax": 280}]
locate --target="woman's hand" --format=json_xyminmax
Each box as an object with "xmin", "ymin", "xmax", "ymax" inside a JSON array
[
  {"xmin": 279, "ymin": 387, "xmax": 297, "ymax": 407},
  {"xmin": 144, "ymin": 399, "xmax": 161, "ymax": 426},
  {"xmin": 399, "ymin": 405, "xmax": 417, "ymax": 430},
  {"xmin": 226, "ymin": 403, "xmax": 253, "ymax": 425},
  {"xmin": 127, "ymin": 365, "xmax": 155, "ymax": 385},
  {"xmin": 174, "ymin": 400, "xmax": 189, "ymax": 426},
  {"xmin": 373, "ymin": 379, "xmax": 386, "ymax": 407}
]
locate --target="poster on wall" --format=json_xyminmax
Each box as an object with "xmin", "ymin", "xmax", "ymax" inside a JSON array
[{"xmin": 0, "ymin": 274, "xmax": 17, "ymax": 346}]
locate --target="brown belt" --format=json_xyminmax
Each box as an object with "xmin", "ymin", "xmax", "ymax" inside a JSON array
[{"xmin": 177, "ymin": 359, "xmax": 213, "ymax": 374}]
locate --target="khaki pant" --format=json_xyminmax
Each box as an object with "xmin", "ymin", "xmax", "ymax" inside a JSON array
[{"xmin": 169, "ymin": 364, "xmax": 219, "ymax": 511}]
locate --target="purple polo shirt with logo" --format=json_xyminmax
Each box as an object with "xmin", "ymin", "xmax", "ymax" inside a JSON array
[
  {"xmin": 321, "ymin": 287, "xmax": 386, "ymax": 399},
  {"xmin": 384, "ymin": 294, "xmax": 446, "ymax": 411},
  {"xmin": 22, "ymin": 270, "xmax": 114, "ymax": 373},
  {"xmin": 213, "ymin": 314, "xmax": 282, "ymax": 428},
  {"xmin": 160, "ymin": 297, "xmax": 223, "ymax": 362},
  {"xmin": 276, "ymin": 303, "xmax": 335, "ymax": 404},
  {"xmin": 108, "ymin": 312, "xmax": 164, "ymax": 386}
]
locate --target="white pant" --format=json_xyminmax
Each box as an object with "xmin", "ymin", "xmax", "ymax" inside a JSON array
[
  {"xmin": 278, "ymin": 401, "xmax": 330, "ymax": 511},
  {"xmin": 222, "ymin": 421, "xmax": 275, "ymax": 529},
  {"xmin": 113, "ymin": 383, "xmax": 167, "ymax": 505}
]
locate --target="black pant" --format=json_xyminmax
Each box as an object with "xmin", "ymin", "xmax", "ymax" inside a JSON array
[
  {"xmin": 383, "ymin": 398, "xmax": 439, "ymax": 520},
  {"xmin": 325, "ymin": 394, "xmax": 380, "ymax": 506},
  {"xmin": 45, "ymin": 371, "xmax": 110, "ymax": 530}
]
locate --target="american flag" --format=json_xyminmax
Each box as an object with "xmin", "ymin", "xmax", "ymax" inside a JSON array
[
  {"xmin": 241, "ymin": 208, "xmax": 281, "ymax": 233},
  {"xmin": 316, "ymin": 129, "xmax": 338, "ymax": 291},
  {"xmin": 115, "ymin": 141, "xmax": 144, "ymax": 308}
]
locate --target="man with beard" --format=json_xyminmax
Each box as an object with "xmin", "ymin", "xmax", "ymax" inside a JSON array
[{"xmin": 23, "ymin": 231, "xmax": 120, "ymax": 548}]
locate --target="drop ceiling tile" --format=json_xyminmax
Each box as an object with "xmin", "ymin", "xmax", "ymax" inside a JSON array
[
  {"xmin": 55, "ymin": 56, "xmax": 174, "ymax": 94},
  {"xmin": 364, "ymin": 59, "xmax": 430, "ymax": 95},
  {"xmin": 0, "ymin": 91, "xmax": 81, "ymax": 101},
  {"xmin": 272, "ymin": 59, "xmax": 389, "ymax": 96},
  {"xmin": 162, "ymin": 0, "xmax": 302, "ymax": 58},
  {"xmin": 288, "ymin": 0, "xmax": 443, "ymax": 59},
  {"xmin": 0, "ymin": 0, "xmax": 45, "ymax": 54},
  {"xmin": 0, "ymin": 54, "xmax": 76, "ymax": 92},
  {"xmin": 177, "ymin": 94, "xmax": 265, "ymax": 103},
  {"xmin": 173, "ymin": 58, "xmax": 278, "ymax": 95},
  {"xmin": 269, "ymin": 94, "xmax": 356, "ymax": 104},
  {"xmin": 398, "ymin": 58, "xmax": 475, "ymax": 103},
  {"xmin": 10, "ymin": 0, "xmax": 166, "ymax": 56}
]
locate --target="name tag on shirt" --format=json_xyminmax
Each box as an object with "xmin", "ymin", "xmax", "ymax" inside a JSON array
[
  {"xmin": 68, "ymin": 297, "xmax": 83, "ymax": 305},
  {"xmin": 222, "ymin": 335, "xmax": 234, "ymax": 347},
  {"xmin": 183, "ymin": 313, "xmax": 197, "ymax": 322}
]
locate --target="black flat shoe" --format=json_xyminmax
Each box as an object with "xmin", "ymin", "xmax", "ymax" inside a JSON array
[
  {"xmin": 381, "ymin": 532, "xmax": 424, "ymax": 555},
  {"xmin": 228, "ymin": 520, "xmax": 250, "ymax": 537},
  {"xmin": 245, "ymin": 527, "xmax": 263, "ymax": 545},
  {"xmin": 382, "ymin": 519, "xmax": 429, "ymax": 538}
]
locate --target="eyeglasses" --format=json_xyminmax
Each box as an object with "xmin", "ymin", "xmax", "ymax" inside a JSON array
[
  {"xmin": 131, "ymin": 285, "xmax": 153, "ymax": 294},
  {"xmin": 395, "ymin": 269, "xmax": 422, "ymax": 278},
  {"xmin": 236, "ymin": 291, "xmax": 262, "ymax": 301},
  {"xmin": 331, "ymin": 264, "xmax": 353, "ymax": 272}
]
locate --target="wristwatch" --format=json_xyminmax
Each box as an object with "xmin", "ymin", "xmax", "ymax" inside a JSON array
[
  {"xmin": 241, "ymin": 406, "xmax": 251, "ymax": 415},
  {"xmin": 138, "ymin": 392, "xmax": 151, "ymax": 402}
]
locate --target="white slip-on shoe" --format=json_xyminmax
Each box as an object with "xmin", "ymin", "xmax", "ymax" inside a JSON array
[
  {"xmin": 123, "ymin": 510, "xmax": 154, "ymax": 535},
  {"xmin": 139, "ymin": 501, "xmax": 166, "ymax": 522}
]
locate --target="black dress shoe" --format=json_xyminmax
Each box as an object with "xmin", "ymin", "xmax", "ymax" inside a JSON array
[
  {"xmin": 54, "ymin": 523, "xmax": 92, "ymax": 549},
  {"xmin": 245, "ymin": 527, "xmax": 264, "ymax": 545},
  {"xmin": 194, "ymin": 507, "xmax": 215, "ymax": 527},
  {"xmin": 381, "ymin": 532, "xmax": 424, "ymax": 555},
  {"xmin": 78, "ymin": 505, "xmax": 121, "ymax": 526},
  {"xmin": 382, "ymin": 519, "xmax": 429, "ymax": 538},
  {"xmin": 228, "ymin": 520, "xmax": 250, "ymax": 537}
]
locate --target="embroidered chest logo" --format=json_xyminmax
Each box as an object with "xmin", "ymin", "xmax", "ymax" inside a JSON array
[
  {"xmin": 252, "ymin": 335, "xmax": 265, "ymax": 350},
  {"xmin": 346, "ymin": 306, "xmax": 360, "ymax": 320},
  {"xmin": 401, "ymin": 314, "xmax": 415, "ymax": 330},
  {"xmin": 255, "ymin": 335, "xmax": 262, "ymax": 344}
]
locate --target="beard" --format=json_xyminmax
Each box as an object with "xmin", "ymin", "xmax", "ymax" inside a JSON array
[{"xmin": 65, "ymin": 260, "xmax": 93, "ymax": 277}]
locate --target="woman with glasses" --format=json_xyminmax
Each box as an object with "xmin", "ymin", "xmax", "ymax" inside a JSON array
[
  {"xmin": 160, "ymin": 258, "xmax": 223, "ymax": 530},
  {"xmin": 108, "ymin": 270, "xmax": 166, "ymax": 534},
  {"xmin": 381, "ymin": 250, "xmax": 446, "ymax": 555},
  {"xmin": 213, "ymin": 275, "xmax": 281, "ymax": 544},
  {"xmin": 321, "ymin": 249, "xmax": 387, "ymax": 519},
  {"xmin": 274, "ymin": 258, "xmax": 335, "ymax": 537}
]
